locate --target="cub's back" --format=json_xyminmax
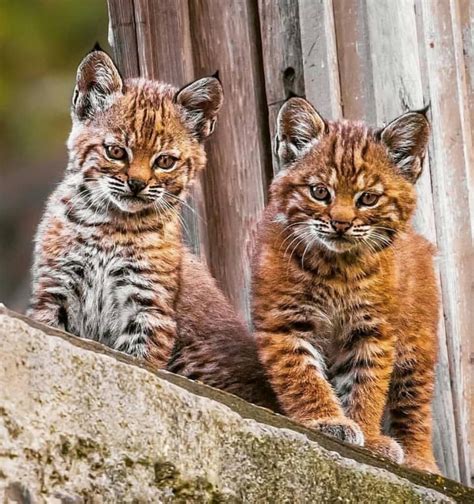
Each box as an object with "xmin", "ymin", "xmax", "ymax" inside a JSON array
[
  {"xmin": 170, "ymin": 250, "xmax": 279, "ymax": 411},
  {"xmin": 393, "ymin": 229, "xmax": 439, "ymax": 342}
]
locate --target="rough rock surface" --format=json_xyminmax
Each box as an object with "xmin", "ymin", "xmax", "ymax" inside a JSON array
[{"xmin": 1, "ymin": 308, "xmax": 473, "ymax": 503}]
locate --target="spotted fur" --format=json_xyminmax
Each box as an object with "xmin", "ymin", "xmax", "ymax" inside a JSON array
[
  {"xmin": 28, "ymin": 47, "xmax": 277, "ymax": 409},
  {"xmin": 252, "ymin": 97, "xmax": 439, "ymax": 472}
]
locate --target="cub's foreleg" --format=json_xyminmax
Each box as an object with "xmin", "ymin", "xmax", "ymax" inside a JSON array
[
  {"xmin": 388, "ymin": 340, "xmax": 438, "ymax": 473},
  {"xmin": 28, "ymin": 270, "xmax": 69, "ymax": 331},
  {"xmin": 256, "ymin": 328, "xmax": 364, "ymax": 446},
  {"xmin": 330, "ymin": 325, "xmax": 403, "ymax": 463},
  {"xmin": 113, "ymin": 303, "xmax": 178, "ymax": 369}
]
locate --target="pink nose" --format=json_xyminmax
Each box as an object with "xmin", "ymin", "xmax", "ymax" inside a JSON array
[{"xmin": 331, "ymin": 220, "xmax": 352, "ymax": 233}]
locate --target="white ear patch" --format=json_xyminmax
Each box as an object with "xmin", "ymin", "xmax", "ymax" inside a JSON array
[{"xmin": 272, "ymin": 212, "xmax": 288, "ymax": 225}]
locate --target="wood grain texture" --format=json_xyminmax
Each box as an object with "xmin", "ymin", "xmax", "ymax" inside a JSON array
[
  {"xmin": 188, "ymin": 0, "xmax": 271, "ymax": 320},
  {"xmin": 333, "ymin": 0, "xmax": 376, "ymax": 123},
  {"xmin": 364, "ymin": 0, "xmax": 464, "ymax": 482},
  {"xmin": 414, "ymin": 1, "xmax": 462, "ymax": 481},
  {"xmin": 457, "ymin": 0, "xmax": 474, "ymax": 483},
  {"xmin": 133, "ymin": 0, "xmax": 193, "ymax": 82},
  {"xmin": 106, "ymin": 0, "xmax": 139, "ymax": 78},
  {"xmin": 258, "ymin": 0, "xmax": 305, "ymax": 174},
  {"xmin": 459, "ymin": 0, "xmax": 474, "ymax": 151},
  {"xmin": 419, "ymin": 0, "xmax": 473, "ymax": 485},
  {"xmin": 298, "ymin": 0, "xmax": 342, "ymax": 119}
]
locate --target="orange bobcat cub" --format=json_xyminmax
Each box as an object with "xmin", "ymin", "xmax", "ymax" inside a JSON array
[{"xmin": 252, "ymin": 97, "xmax": 439, "ymax": 472}]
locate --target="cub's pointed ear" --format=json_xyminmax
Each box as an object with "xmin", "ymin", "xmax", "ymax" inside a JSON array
[
  {"xmin": 380, "ymin": 109, "xmax": 430, "ymax": 183},
  {"xmin": 175, "ymin": 76, "xmax": 223, "ymax": 140},
  {"xmin": 276, "ymin": 97, "xmax": 326, "ymax": 165},
  {"xmin": 72, "ymin": 48, "xmax": 123, "ymax": 121}
]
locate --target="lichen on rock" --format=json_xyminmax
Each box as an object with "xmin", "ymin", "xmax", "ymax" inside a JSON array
[{"xmin": 0, "ymin": 308, "xmax": 472, "ymax": 503}]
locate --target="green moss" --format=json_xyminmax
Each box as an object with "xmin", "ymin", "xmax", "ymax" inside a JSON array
[
  {"xmin": 153, "ymin": 461, "xmax": 234, "ymax": 503},
  {"xmin": 0, "ymin": 406, "xmax": 23, "ymax": 439}
]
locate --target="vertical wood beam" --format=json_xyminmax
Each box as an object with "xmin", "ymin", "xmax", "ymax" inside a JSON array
[
  {"xmin": 457, "ymin": 0, "xmax": 474, "ymax": 482},
  {"xmin": 332, "ymin": 0, "xmax": 376, "ymax": 123},
  {"xmin": 257, "ymin": 0, "xmax": 305, "ymax": 174},
  {"xmin": 107, "ymin": 0, "xmax": 139, "ymax": 78},
  {"xmin": 298, "ymin": 0, "xmax": 342, "ymax": 119},
  {"xmin": 419, "ymin": 0, "xmax": 473, "ymax": 484},
  {"xmin": 188, "ymin": 0, "xmax": 271, "ymax": 320},
  {"xmin": 413, "ymin": 4, "xmax": 461, "ymax": 480}
]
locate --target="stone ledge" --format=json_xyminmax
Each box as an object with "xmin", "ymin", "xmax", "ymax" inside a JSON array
[{"xmin": 0, "ymin": 307, "xmax": 472, "ymax": 503}]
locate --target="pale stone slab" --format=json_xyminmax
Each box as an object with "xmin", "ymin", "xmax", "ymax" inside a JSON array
[{"xmin": 0, "ymin": 308, "xmax": 471, "ymax": 503}]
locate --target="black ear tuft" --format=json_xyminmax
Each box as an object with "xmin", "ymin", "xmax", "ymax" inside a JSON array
[
  {"xmin": 416, "ymin": 103, "xmax": 430, "ymax": 116},
  {"xmin": 212, "ymin": 70, "xmax": 221, "ymax": 83},
  {"xmin": 92, "ymin": 41, "xmax": 103, "ymax": 52},
  {"xmin": 286, "ymin": 90, "xmax": 303, "ymax": 99}
]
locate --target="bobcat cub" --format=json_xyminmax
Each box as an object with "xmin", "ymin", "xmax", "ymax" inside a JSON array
[
  {"xmin": 252, "ymin": 97, "xmax": 439, "ymax": 472},
  {"xmin": 28, "ymin": 47, "xmax": 277, "ymax": 409}
]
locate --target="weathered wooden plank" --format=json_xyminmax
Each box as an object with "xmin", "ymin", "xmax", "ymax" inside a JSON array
[
  {"xmin": 457, "ymin": 0, "xmax": 474, "ymax": 482},
  {"xmin": 419, "ymin": 0, "xmax": 473, "ymax": 485},
  {"xmin": 414, "ymin": 0, "xmax": 462, "ymax": 482},
  {"xmin": 450, "ymin": 0, "xmax": 474, "ymax": 236},
  {"xmin": 187, "ymin": 0, "xmax": 270, "ymax": 320},
  {"xmin": 106, "ymin": 0, "xmax": 139, "ymax": 78},
  {"xmin": 459, "ymin": 0, "xmax": 474, "ymax": 149},
  {"xmin": 133, "ymin": 0, "xmax": 194, "ymax": 82},
  {"xmin": 298, "ymin": 0, "xmax": 342, "ymax": 119},
  {"xmin": 258, "ymin": 0, "xmax": 305, "ymax": 173},
  {"xmin": 332, "ymin": 0, "xmax": 376, "ymax": 123},
  {"xmin": 364, "ymin": 0, "xmax": 461, "ymax": 481}
]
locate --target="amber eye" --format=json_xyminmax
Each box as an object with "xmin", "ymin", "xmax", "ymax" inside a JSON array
[
  {"xmin": 358, "ymin": 192, "xmax": 380, "ymax": 207},
  {"xmin": 310, "ymin": 185, "xmax": 331, "ymax": 202},
  {"xmin": 105, "ymin": 145, "xmax": 127, "ymax": 161},
  {"xmin": 154, "ymin": 155, "xmax": 178, "ymax": 171}
]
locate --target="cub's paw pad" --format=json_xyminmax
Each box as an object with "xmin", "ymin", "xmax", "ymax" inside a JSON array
[
  {"xmin": 366, "ymin": 436, "xmax": 404, "ymax": 464},
  {"xmin": 310, "ymin": 417, "xmax": 365, "ymax": 446}
]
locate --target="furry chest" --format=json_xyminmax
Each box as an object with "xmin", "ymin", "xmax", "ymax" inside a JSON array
[
  {"xmin": 305, "ymin": 284, "xmax": 365, "ymax": 350},
  {"xmin": 61, "ymin": 246, "xmax": 154, "ymax": 345}
]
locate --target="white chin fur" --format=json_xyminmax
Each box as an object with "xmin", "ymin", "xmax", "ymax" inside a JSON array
[
  {"xmin": 316, "ymin": 236, "xmax": 357, "ymax": 253},
  {"xmin": 110, "ymin": 195, "xmax": 152, "ymax": 214}
]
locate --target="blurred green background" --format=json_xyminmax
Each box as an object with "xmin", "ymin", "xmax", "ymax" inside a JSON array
[{"xmin": 0, "ymin": 1, "xmax": 108, "ymax": 310}]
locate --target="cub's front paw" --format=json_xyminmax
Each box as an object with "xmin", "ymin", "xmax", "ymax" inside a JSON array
[
  {"xmin": 309, "ymin": 417, "xmax": 365, "ymax": 446},
  {"xmin": 366, "ymin": 435, "xmax": 404, "ymax": 464}
]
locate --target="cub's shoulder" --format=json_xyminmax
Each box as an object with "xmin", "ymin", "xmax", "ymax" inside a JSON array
[{"xmin": 396, "ymin": 228, "xmax": 436, "ymax": 257}]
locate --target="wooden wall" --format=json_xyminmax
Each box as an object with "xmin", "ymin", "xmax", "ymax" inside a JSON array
[{"xmin": 107, "ymin": 0, "xmax": 473, "ymax": 485}]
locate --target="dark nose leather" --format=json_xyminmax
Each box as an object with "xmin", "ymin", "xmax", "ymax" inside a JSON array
[
  {"xmin": 331, "ymin": 220, "xmax": 352, "ymax": 233},
  {"xmin": 128, "ymin": 178, "xmax": 147, "ymax": 195}
]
